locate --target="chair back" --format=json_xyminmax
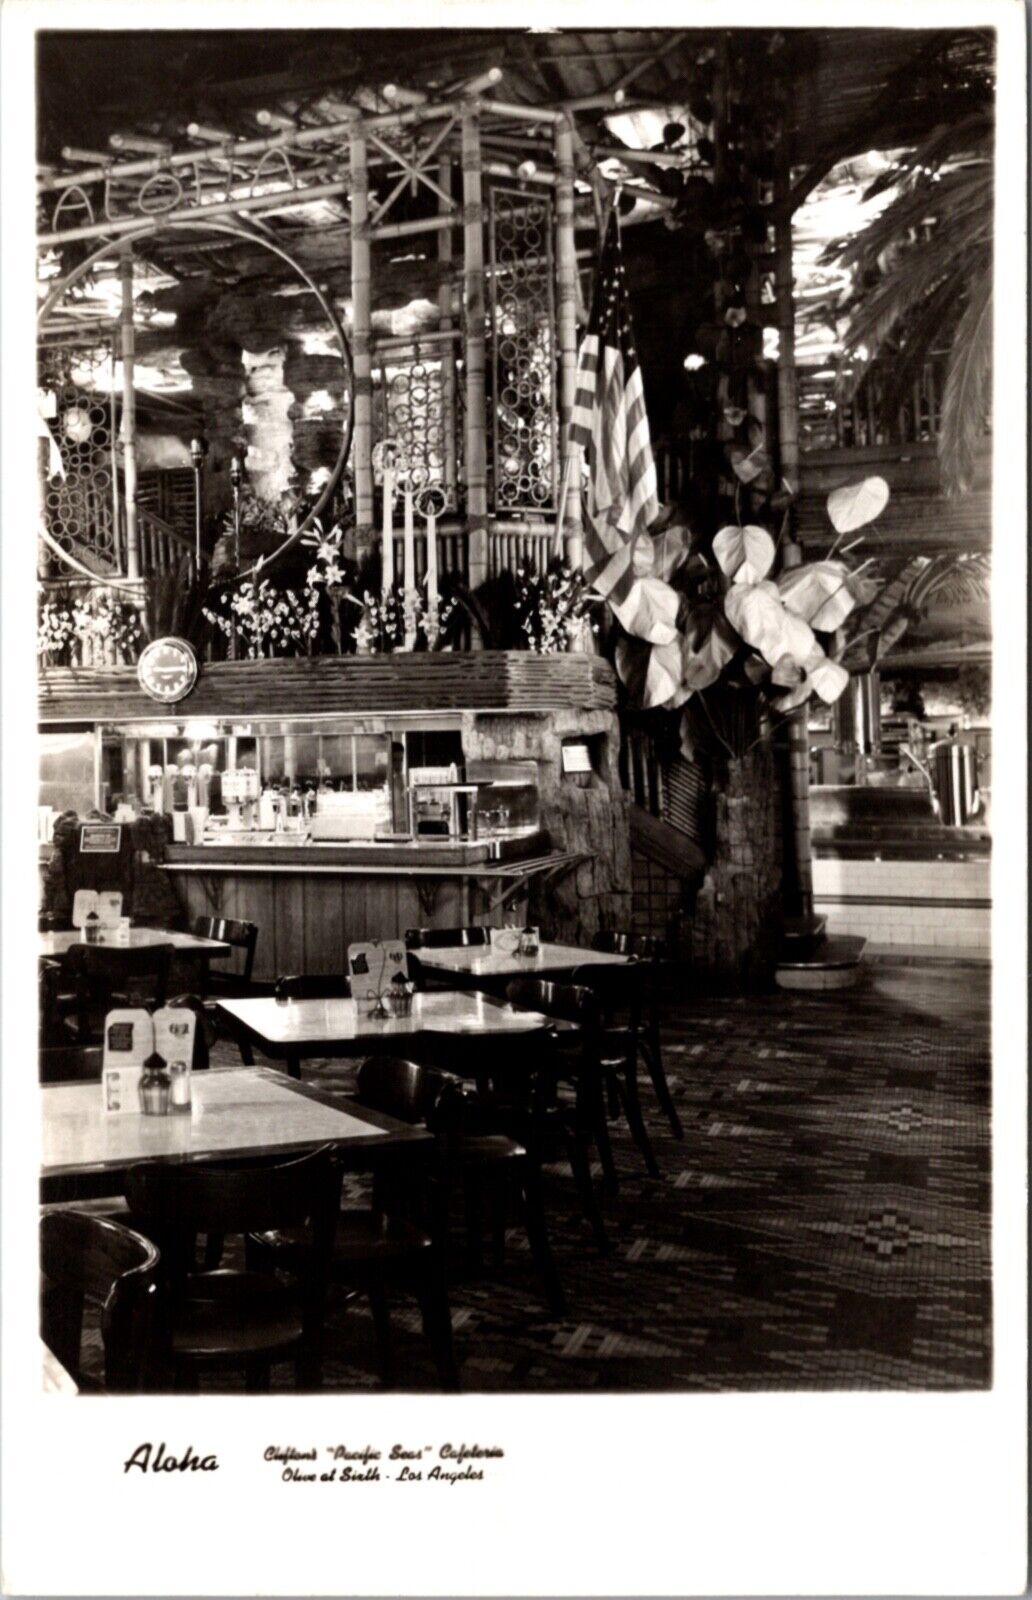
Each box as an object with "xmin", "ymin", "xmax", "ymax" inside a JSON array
[
  {"xmin": 274, "ymin": 973, "xmax": 352, "ymax": 1002},
  {"xmin": 354, "ymin": 1055, "xmax": 448, "ymax": 1125},
  {"xmin": 572, "ymin": 961, "xmax": 645, "ymax": 1034},
  {"xmin": 39, "ymin": 1045, "xmax": 103, "ymax": 1085},
  {"xmin": 40, "ymin": 1209, "xmax": 160, "ymax": 1392},
  {"xmin": 506, "ymin": 977, "xmax": 598, "ymax": 1032},
  {"xmin": 591, "ymin": 929, "xmax": 634, "ymax": 957},
  {"xmin": 63, "ymin": 942, "xmax": 172, "ymax": 1039},
  {"xmin": 125, "ymin": 1144, "xmax": 341, "ymax": 1262},
  {"xmin": 64, "ymin": 940, "xmax": 173, "ymax": 999},
  {"xmin": 193, "ymin": 916, "xmax": 259, "ymax": 982},
  {"xmin": 405, "ymin": 925, "xmax": 491, "ymax": 950},
  {"xmin": 592, "ymin": 929, "xmax": 667, "ymax": 962}
]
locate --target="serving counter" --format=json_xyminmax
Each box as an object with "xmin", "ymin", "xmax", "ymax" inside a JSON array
[
  {"xmin": 161, "ymin": 833, "xmax": 584, "ymax": 980},
  {"xmin": 38, "ymin": 653, "xmax": 632, "ymax": 959}
]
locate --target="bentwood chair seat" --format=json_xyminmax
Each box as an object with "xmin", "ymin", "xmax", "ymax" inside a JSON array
[
  {"xmin": 590, "ymin": 930, "xmax": 683, "ymax": 1139},
  {"xmin": 125, "ymin": 1143, "xmax": 340, "ymax": 1392},
  {"xmin": 40, "ymin": 1208, "xmax": 161, "ymax": 1392}
]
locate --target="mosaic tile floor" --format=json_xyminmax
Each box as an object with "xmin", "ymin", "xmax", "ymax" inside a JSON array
[{"xmin": 78, "ymin": 959, "xmax": 993, "ymax": 1393}]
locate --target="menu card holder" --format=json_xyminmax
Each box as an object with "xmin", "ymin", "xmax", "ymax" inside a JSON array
[
  {"xmin": 347, "ymin": 940, "xmax": 409, "ymax": 1016},
  {"xmin": 154, "ymin": 1006, "xmax": 196, "ymax": 1112},
  {"xmin": 102, "ymin": 1008, "xmax": 153, "ymax": 1114},
  {"xmin": 71, "ymin": 888, "xmax": 124, "ymax": 933}
]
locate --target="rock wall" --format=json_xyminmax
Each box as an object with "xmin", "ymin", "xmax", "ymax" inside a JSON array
[
  {"xmin": 684, "ymin": 745, "xmax": 783, "ymax": 989},
  {"xmin": 462, "ymin": 706, "xmax": 631, "ymax": 943}
]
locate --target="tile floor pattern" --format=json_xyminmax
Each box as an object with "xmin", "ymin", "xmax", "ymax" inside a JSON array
[{"xmin": 79, "ymin": 960, "xmax": 992, "ymax": 1392}]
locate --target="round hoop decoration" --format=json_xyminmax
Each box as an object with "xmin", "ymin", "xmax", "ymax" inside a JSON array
[
  {"xmin": 38, "ymin": 218, "xmax": 354, "ymax": 589},
  {"xmin": 414, "ymin": 483, "xmax": 447, "ymax": 521},
  {"xmin": 137, "ymin": 636, "xmax": 198, "ymax": 704},
  {"xmin": 371, "ymin": 439, "xmax": 397, "ymax": 485}
]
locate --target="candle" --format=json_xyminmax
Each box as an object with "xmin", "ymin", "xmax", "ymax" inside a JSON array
[
  {"xmin": 426, "ymin": 510, "xmax": 438, "ymax": 607},
  {"xmin": 381, "ymin": 467, "xmax": 394, "ymax": 593},
  {"xmin": 403, "ymin": 489, "xmax": 415, "ymax": 596}
]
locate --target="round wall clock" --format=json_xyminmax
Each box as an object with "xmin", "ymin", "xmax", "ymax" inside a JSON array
[{"xmin": 137, "ymin": 637, "xmax": 198, "ymax": 704}]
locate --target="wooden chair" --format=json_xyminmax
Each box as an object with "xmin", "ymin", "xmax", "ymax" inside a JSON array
[
  {"xmin": 274, "ymin": 973, "xmax": 352, "ymax": 1002},
  {"xmin": 39, "ymin": 1045, "xmax": 103, "ymax": 1085},
  {"xmin": 193, "ymin": 916, "xmax": 260, "ymax": 993},
  {"xmin": 247, "ymin": 1082, "xmax": 459, "ymax": 1388},
  {"xmin": 125, "ymin": 1144, "xmax": 340, "ymax": 1392},
  {"xmin": 504, "ymin": 979, "xmax": 612, "ymax": 1253},
  {"xmin": 62, "ymin": 942, "xmax": 173, "ymax": 1044},
  {"xmin": 404, "ymin": 926, "xmax": 490, "ymax": 949},
  {"xmin": 40, "ymin": 1209, "xmax": 161, "ymax": 1392},
  {"xmin": 40, "ymin": 958, "xmax": 71, "ymax": 1049},
  {"xmin": 355, "ymin": 1056, "xmax": 564, "ymax": 1316},
  {"xmin": 592, "ymin": 931, "xmax": 683, "ymax": 1138},
  {"xmin": 572, "ymin": 961, "xmax": 659, "ymax": 1180},
  {"xmin": 194, "ymin": 916, "xmax": 264, "ymax": 1065}
]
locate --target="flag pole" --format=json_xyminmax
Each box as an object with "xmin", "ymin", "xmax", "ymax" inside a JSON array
[{"xmin": 553, "ymin": 452, "xmax": 575, "ymax": 561}]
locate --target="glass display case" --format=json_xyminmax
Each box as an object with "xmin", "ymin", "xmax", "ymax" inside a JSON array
[{"xmin": 48, "ymin": 714, "xmax": 544, "ymax": 848}]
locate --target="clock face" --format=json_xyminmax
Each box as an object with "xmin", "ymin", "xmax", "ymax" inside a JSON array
[{"xmin": 137, "ymin": 637, "xmax": 198, "ymax": 704}]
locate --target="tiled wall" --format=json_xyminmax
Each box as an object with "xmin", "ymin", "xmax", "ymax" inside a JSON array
[{"xmin": 813, "ymin": 855, "xmax": 990, "ymax": 952}]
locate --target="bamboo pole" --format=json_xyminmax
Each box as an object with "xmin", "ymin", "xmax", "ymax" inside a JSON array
[
  {"xmin": 554, "ymin": 114, "xmax": 582, "ymax": 569},
  {"xmin": 119, "ymin": 248, "xmax": 140, "ymax": 580},
  {"xmin": 461, "ymin": 106, "xmax": 488, "ymax": 634},
  {"xmin": 438, "ymin": 156, "xmax": 458, "ymax": 505},
  {"xmin": 775, "ymin": 123, "xmax": 800, "ymax": 496},
  {"xmin": 39, "ymin": 103, "xmax": 464, "ymax": 193},
  {"xmin": 350, "ymin": 125, "xmax": 375, "ymax": 562}
]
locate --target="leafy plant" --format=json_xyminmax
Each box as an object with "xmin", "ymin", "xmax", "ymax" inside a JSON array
[{"xmin": 827, "ymin": 105, "xmax": 993, "ymax": 493}]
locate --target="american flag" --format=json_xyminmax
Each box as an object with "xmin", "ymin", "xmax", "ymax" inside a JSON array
[{"xmin": 569, "ymin": 209, "xmax": 659, "ymax": 609}]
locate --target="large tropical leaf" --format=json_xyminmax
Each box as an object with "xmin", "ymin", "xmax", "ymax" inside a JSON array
[
  {"xmin": 712, "ymin": 523, "xmax": 775, "ymax": 584},
  {"xmin": 780, "ymin": 560, "xmax": 864, "ymax": 633},
  {"xmin": 940, "ymin": 258, "xmax": 992, "ymax": 493},
  {"xmin": 610, "ymin": 576, "xmax": 680, "ymax": 644},
  {"xmin": 826, "ymin": 477, "xmax": 890, "ymax": 534},
  {"xmin": 724, "ymin": 580, "xmax": 789, "ymax": 666}
]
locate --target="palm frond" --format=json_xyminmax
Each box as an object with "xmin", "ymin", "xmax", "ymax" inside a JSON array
[
  {"xmin": 939, "ymin": 260, "xmax": 993, "ymax": 493},
  {"xmin": 829, "ymin": 165, "xmax": 992, "ymax": 275}
]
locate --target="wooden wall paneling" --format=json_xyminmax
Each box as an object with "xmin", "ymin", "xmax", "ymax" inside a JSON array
[
  {"xmin": 302, "ymin": 874, "xmax": 345, "ymax": 976},
  {"xmin": 273, "ymin": 874, "xmax": 307, "ymax": 979}
]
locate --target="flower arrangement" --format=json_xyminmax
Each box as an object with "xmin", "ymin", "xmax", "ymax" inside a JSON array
[
  {"xmin": 202, "ymin": 575, "xmax": 319, "ymax": 659},
  {"xmin": 514, "ymin": 560, "xmax": 600, "ymax": 654},
  {"xmin": 38, "ymin": 584, "xmax": 143, "ymax": 666},
  {"xmin": 349, "ymin": 584, "xmax": 458, "ymax": 654}
]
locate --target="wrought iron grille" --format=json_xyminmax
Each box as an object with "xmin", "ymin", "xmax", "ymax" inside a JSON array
[
  {"xmin": 487, "ymin": 186, "xmax": 558, "ymax": 515},
  {"xmin": 38, "ymin": 345, "xmax": 121, "ymax": 576},
  {"xmin": 375, "ymin": 344, "xmax": 461, "ymax": 510}
]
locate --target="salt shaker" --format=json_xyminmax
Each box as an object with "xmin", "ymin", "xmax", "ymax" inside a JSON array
[{"xmin": 168, "ymin": 1059, "xmax": 192, "ymax": 1114}]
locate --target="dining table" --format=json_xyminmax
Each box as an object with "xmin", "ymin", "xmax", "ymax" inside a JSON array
[
  {"xmin": 216, "ymin": 988, "xmax": 560, "ymax": 1079},
  {"xmin": 39, "ymin": 927, "xmax": 231, "ymax": 961},
  {"xmin": 416, "ymin": 939, "xmax": 632, "ymax": 988},
  {"xmin": 40, "ymin": 1065, "xmax": 430, "ymax": 1202}
]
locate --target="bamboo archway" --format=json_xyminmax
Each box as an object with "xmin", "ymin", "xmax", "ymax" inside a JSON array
[{"xmin": 38, "ymin": 218, "xmax": 354, "ymax": 588}]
